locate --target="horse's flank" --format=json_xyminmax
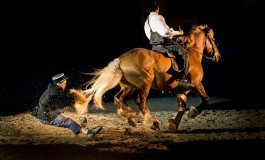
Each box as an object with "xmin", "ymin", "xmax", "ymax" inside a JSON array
[{"xmin": 120, "ymin": 48, "xmax": 178, "ymax": 90}]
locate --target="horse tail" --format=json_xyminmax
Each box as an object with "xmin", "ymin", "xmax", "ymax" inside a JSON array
[{"xmin": 84, "ymin": 58, "xmax": 122, "ymax": 109}]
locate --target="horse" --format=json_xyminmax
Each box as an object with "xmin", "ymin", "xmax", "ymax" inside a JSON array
[{"xmin": 77, "ymin": 24, "xmax": 221, "ymax": 131}]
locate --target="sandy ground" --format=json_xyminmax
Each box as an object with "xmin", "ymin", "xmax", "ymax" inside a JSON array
[{"xmin": 1, "ymin": 97, "xmax": 265, "ymax": 159}]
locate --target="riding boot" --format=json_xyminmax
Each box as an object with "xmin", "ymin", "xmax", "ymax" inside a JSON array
[
  {"xmin": 175, "ymin": 54, "xmax": 194, "ymax": 92},
  {"xmin": 177, "ymin": 74, "xmax": 193, "ymax": 90}
]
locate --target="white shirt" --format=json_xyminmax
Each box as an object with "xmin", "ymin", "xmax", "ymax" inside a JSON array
[{"xmin": 144, "ymin": 12, "xmax": 181, "ymax": 40}]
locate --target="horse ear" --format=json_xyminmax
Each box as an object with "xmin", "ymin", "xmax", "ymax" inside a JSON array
[{"xmin": 203, "ymin": 24, "xmax": 212, "ymax": 35}]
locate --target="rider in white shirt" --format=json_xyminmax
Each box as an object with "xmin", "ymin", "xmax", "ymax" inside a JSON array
[{"xmin": 144, "ymin": 0, "xmax": 192, "ymax": 91}]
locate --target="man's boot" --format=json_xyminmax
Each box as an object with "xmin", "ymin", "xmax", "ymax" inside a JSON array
[
  {"xmin": 170, "ymin": 58, "xmax": 193, "ymax": 92},
  {"xmin": 175, "ymin": 74, "xmax": 194, "ymax": 93},
  {"xmin": 87, "ymin": 126, "xmax": 103, "ymax": 138}
]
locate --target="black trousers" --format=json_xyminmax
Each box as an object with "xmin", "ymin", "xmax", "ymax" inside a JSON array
[{"xmin": 163, "ymin": 43, "xmax": 189, "ymax": 75}]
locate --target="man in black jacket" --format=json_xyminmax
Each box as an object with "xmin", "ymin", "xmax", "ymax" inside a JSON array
[{"xmin": 32, "ymin": 73, "xmax": 102, "ymax": 138}]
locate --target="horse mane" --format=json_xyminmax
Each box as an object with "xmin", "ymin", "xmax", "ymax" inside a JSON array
[{"xmin": 176, "ymin": 24, "xmax": 210, "ymax": 48}]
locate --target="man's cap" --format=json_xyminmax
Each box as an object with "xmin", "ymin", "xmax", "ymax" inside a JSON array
[{"xmin": 52, "ymin": 73, "xmax": 68, "ymax": 84}]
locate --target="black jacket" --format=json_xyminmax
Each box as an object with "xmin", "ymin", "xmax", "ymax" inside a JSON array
[{"xmin": 32, "ymin": 83, "xmax": 74, "ymax": 122}]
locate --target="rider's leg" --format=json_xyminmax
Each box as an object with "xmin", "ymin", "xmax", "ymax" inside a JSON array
[
  {"xmin": 170, "ymin": 43, "xmax": 193, "ymax": 90},
  {"xmin": 178, "ymin": 49, "xmax": 190, "ymax": 80}
]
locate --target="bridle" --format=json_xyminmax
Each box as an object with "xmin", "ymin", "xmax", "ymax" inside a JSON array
[
  {"xmin": 189, "ymin": 30, "xmax": 217, "ymax": 61},
  {"xmin": 205, "ymin": 33, "xmax": 217, "ymax": 61}
]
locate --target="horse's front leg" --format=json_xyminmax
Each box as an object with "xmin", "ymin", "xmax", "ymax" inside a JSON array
[
  {"xmin": 187, "ymin": 82, "xmax": 209, "ymax": 118},
  {"xmin": 168, "ymin": 94, "xmax": 187, "ymax": 131}
]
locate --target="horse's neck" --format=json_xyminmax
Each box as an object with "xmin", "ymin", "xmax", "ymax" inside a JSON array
[
  {"xmin": 194, "ymin": 43, "xmax": 205, "ymax": 53},
  {"xmin": 189, "ymin": 43, "xmax": 204, "ymax": 61},
  {"xmin": 188, "ymin": 34, "xmax": 206, "ymax": 61}
]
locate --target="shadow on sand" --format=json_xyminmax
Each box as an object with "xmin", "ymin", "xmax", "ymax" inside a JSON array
[{"xmin": 1, "ymin": 139, "xmax": 264, "ymax": 160}]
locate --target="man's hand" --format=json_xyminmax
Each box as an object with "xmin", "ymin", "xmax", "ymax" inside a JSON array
[
  {"xmin": 178, "ymin": 29, "xmax": 184, "ymax": 35},
  {"xmin": 178, "ymin": 26, "xmax": 184, "ymax": 35},
  {"xmin": 170, "ymin": 27, "xmax": 184, "ymax": 36}
]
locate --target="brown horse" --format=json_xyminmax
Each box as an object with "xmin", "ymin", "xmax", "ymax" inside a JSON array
[{"xmin": 79, "ymin": 24, "xmax": 221, "ymax": 131}]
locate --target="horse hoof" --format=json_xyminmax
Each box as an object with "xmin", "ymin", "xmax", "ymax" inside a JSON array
[
  {"xmin": 151, "ymin": 122, "xmax": 160, "ymax": 130},
  {"xmin": 187, "ymin": 106, "xmax": 199, "ymax": 119},
  {"xmin": 127, "ymin": 117, "xmax": 137, "ymax": 127},
  {"xmin": 168, "ymin": 119, "xmax": 179, "ymax": 131}
]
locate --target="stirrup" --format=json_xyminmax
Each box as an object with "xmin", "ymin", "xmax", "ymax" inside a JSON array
[{"xmin": 175, "ymin": 79, "xmax": 194, "ymax": 93}]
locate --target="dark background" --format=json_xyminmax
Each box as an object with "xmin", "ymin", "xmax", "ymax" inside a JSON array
[{"xmin": 1, "ymin": 0, "xmax": 264, "ymax": 115}]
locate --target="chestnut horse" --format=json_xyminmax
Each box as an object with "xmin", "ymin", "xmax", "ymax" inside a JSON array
[{"xmin": 80, "ymin": 24, "xmax": 221, "ymax": 131}]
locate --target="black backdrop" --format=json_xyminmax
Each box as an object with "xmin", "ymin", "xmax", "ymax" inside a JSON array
[{"xmin": 1, "ymin": 0, "xmax": 264, "ymax": 115}]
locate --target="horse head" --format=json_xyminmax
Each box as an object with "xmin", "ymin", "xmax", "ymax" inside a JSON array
[
  {"xmin": 178, "ymin": 24, "xmax": 221, "ymax": 62},
  {"xmin": 203, "ymin": 26, "xmax": 221, "ymax": 62}
]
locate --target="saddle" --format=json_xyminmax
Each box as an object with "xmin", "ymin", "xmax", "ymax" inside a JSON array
[{"xmin": 152, "ymin": 45, "xmax": 179, "ymax": 71}]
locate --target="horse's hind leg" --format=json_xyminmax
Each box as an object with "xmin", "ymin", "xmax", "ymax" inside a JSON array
[
  {"xmin": 114, "ymin": 82, "xmax": 138, "ymax": 127},
  {"xmin": 168, "ymin": 93, "xmax": 187, "ymax": 131},
  {"xmin": 135, "ymin": 87, "xmax": 160, "ymax": 130},
  {"xmin": 187, "ymin": 82, "xmax": 209, "ymax": 118}
]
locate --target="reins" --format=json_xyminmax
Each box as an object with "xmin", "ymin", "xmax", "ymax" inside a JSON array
[
  {"xmin": 188, "ymin": 33, "xmax": 215, "ymax": 61},
  {"xmin": 189, "ymin": 47, "xmax": 214, "ymax": 61}
]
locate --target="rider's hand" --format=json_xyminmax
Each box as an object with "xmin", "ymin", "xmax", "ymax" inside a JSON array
[
  {"xmin": 173, "ymin": 30, "xmax": 183, "ymax": 36},
  {"xmin": 178, "ymin": 30, "xmax": 184, "ymax": 35}
]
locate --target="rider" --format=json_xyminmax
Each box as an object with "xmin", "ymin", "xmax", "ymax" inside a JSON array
[{"xmin": 144, "ymin": 0, "xmax": 193, "ymax": 90}]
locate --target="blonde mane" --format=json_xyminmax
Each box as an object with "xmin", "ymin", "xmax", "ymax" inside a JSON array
[{"xmin": 177, "ymin": 24, "xmax": 210, "ymax": 48}]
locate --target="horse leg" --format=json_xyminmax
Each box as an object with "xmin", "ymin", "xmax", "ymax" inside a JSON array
[
  {"xmin": 187, "ymin": 82, "xmax": 209, "ymax": 118},
  {"xmin": 135, "ymin": 87, "xmax": 161, "ymax": 130},
  {"xmin": 168, "ymin": 93, "xmax": 187, "ymax": 131},
  {"xmin": 114, "ymin": 83, "xmax": 138, "ymax": 127}
]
